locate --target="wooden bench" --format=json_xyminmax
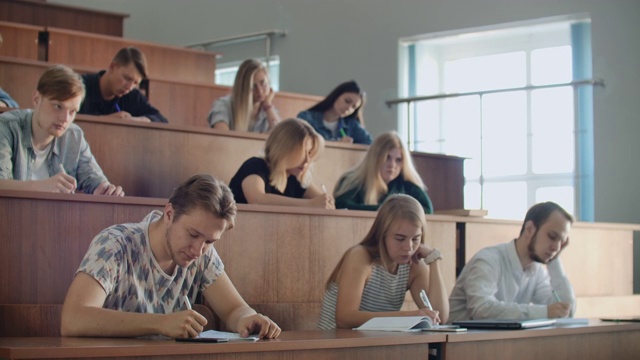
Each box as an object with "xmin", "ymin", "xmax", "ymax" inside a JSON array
[
  {"xmin": 0, "ymin": 0, "xmax": 127, "ymax": 37},
  {"xmin": 0, "ymin": 20, "xmax": 43, "ymax": 61},
  {"xmin": 0, "ymin": 190, "xmax": 458, "ymax": 335},
  {"xmin": 44, "ymin": 26, "xmax": 219, "ymax": 83}
]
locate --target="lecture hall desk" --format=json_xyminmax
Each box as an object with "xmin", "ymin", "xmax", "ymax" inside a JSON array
[{"xmin": 0, "ymin": 330, "xmax": 445, "ymax": 360}]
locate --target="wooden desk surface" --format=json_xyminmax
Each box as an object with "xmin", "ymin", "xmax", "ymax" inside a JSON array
[
  {"xmin": 0, "ymin": 330, "xmax": 445, "ymax": 360},
  {"xmin": 443, "ymin": 320, "xmax": 640, "ymax": 360}
]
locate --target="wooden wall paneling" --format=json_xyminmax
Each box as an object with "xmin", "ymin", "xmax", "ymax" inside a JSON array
[
  {"xmin": 0, "ymin": 56, "xmax": 45, "ymax": 107},
  {"xmin": 46, "ymin": 27, "xmax": 218, "ymax": 83},
  {"xmin": 0, "ymin": 0, "xmax": 127, "ymax": 36},
  {"xmin": 0, "ymin": 304, "xmax": 62, "ymax": 337},
  {"xmin": 412, "ymin": 152, "xmax": 465, "ymax": 210},
  {"xmin": 0, "ymin": 192, "xmax": 164, "ymax": 304},
  {"xmin": 0, "ymin": 21, "xmax": 42, "ymax": 60},
  {"xmin": 147, "ymin": 81, "xmax": 323, "ymax": 128}
]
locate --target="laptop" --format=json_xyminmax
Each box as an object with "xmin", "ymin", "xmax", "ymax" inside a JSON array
[{"xmin": 452, "ymin": 318, "xmax": 557, "ymax": 330}]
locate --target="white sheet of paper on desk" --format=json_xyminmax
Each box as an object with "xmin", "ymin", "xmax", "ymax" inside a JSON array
[
  {"xmin": 198, "ymin": 330, "xmax": 259, "ymax": 342},
  {"xmin": 554, "ymin": 318, "xmax": 589, "ymax": 325}
]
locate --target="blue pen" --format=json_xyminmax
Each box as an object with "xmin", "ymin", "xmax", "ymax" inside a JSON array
[{"xmin": 114, "ymin": 103, "xmax": 121, "ymax": 112}]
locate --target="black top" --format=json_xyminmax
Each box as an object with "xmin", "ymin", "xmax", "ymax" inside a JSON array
[
  {"xmin": 80, "ymin": 71, "xmax": 168, "ymax": 123},
  {"xmin": 229, "ymin": 157, "xmax": 306, "ymax": 203}
]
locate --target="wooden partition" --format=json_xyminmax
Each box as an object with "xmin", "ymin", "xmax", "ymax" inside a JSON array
[
  {"xmin": 45, "ymin": 27, "xmax": 218, "ymax": 83},
  {"xmin": 0, "ymin": 0, "xmax": 127, "ymax": 36},
  {"xmin": 75, "ymin": 115, "xmax": 464, "ymax": 210},
  {"xmin": 0, "ymin": 21, "xmax": 43, "ymax": 60},
  {"xmin": 147, "ymin": 77, "xmax": 322, "ymax": 127},
  {"xmin": 0, "ymin": 56, "xmax": 322, "ymax": 127},
  {"xmin": 0, "ymin": 191, "xmax": 458, "ymax": 335}
]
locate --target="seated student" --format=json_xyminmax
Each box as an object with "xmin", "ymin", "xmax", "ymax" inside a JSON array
[
  {"xmin": 334, "ymin": 132, "xmax": 433, "ymax": 213},
  {"xmin": 79, "ymin": 46, "xmax": 168, "ymax": 123},
  {"xmin": 0, "ymin": 64, "xmax": 124, "ymax": 196},
  {"xmin": 0, "ymin": 87, "xmax": 18, "ymax": 108},
  {"xmin": 297, "ymin": 80, "xmax": 372, "ymax": 145},
  {"xmin": 61, "ymin": 174, "xmax": 281, "ymax": 339},
  {"xmin": 229, "ymin": 118, "xmax": 334, "ymax": 209},
  {"xmin": 448, "ymin": 201, "xmax": 576, "ymax": 322},
  {"xmin": 318, "ymin": 194, "xmax": 448, "ymax": 329},
  {"xmin": 207, "ymin": 58, "xmax": 280, "ymax": 133}
]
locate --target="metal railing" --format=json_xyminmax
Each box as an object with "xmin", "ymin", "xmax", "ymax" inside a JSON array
[
  {"xmin": 184, "ymin": 29, "xmax": 287, "ymax": 70},
  {"xmin": 385, "ymin": 78, "xmax": 605, "ymax": 151}
]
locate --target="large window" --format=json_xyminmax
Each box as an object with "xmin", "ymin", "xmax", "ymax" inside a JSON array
[{"xmin": 399, "ymin": 16, "xmax": 593, "ymax": 220}]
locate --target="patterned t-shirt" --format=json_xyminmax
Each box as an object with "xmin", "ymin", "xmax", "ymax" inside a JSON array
[{"xmin": 76, "ymin": 211, "xmax": 225, "ymax": 313}]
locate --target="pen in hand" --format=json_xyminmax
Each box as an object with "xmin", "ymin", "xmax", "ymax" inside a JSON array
[
  {"xmin": 339, "ymin": 128, "xmax": 347, "ymax": 138},
  {"xmin": 183, "ymin": 295, "xmax": 192, "ymax": 310},
  {"xmin": 420, "ymin": 289, "xmax": 433, "ymax": 311},
  {"xmin": 114, "ymin": 103, "xmax": 121, "ymax": 112},
  {"xmin": 321, "ymin": 184, "xmax": 327, "ymax": 194},
  {"xmin": 58, "ymin": 164, "xmax": 75, "ymax": 193},
  {"xmin": 552, "ymin": 290, "xmax": 562, "ymax": 303}
]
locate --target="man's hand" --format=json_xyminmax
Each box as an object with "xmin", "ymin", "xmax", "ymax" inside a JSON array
[
  {"xmin": 41, "ymin": 172, "xmax": 77, "ymax": 193},
  {"xmin": 161, "ymin": 310, "xmax": 208, "ymax": 339},
  {"xmin": 547, "ymin": 302, "xmax": 571, "ymax": 318},
  {"xmin": 235, "ymin": 313, "xmax": 281, "ymax": 339},
  {"xmin": 93, "ymin": 181, "xmax": 125, "ymax": 196}
]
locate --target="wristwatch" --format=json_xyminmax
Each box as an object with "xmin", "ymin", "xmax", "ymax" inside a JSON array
[{"xmin": 424, "ymin": 248, "xmax": 442, "ymax": 264}]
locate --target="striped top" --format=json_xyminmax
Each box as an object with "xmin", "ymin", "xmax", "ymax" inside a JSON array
[{"xmin": 317, "ymin": 263, "xmax": 411, "ymax": 329}]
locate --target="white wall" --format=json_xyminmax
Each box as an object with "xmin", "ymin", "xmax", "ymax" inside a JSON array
[{"xmin": 51, "ymin": 0, "xmax": 640, "ymax": 226}]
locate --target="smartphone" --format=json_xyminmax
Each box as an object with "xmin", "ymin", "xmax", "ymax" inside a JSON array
[{"xmin": 176, "ymin": 337, "xmax": 230, "ymax": 343}]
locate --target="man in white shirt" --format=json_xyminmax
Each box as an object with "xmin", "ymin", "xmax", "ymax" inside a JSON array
[{"xmin": 449, "ymin": 202, "xmax": 575, "ymax": 322}]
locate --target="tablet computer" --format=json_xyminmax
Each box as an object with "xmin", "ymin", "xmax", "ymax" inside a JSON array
[{"xmin": 452, "ymin": 318, "xmax": 556, "ymax": 330}]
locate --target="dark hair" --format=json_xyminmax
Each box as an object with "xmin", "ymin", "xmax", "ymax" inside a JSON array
[
  {"xmin": 519, "ymin": 201, "xmax": 574, "ymax": 235},
  {"xmin": 37, "ymin": 64, "xmax": 85, "ymax": 102},
  {"xmin": 169, "ymin": 174, "xmax": 237, "ymax": 229},
  {"xmin": 112, "ymin": 46, "xmax": 148, "ymax": 79},
  {"xmin": 307, "ymin": 80, "xmax": 366, "ymax": 124}
]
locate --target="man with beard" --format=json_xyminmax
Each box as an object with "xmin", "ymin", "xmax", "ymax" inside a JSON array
[
  {"xmin": 0, "ymin": 64, "xmax": 123, "ymax": 195},
  {"xmin": 448, "ymin": 202, "xmax": 575, "ymax": 322},
  {"xmin": 61, "ymin": 174, "xmax": 280, "ymax": 339},
  {"xmin": 79, "ymin": 46, "xmax": 168, "ymax": 123}
]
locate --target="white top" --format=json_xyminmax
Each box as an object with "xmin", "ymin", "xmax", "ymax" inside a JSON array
[
  {"xmin": 30, "ymin": 142, "xmax": 52, "ymax": 180},
  {"xmin": 448, "ymin": 240, "xmax": 575, "ymax": 322},
  {"xmin": 322, "ymin": 119, "xmax": 339, "ymax": 137}
]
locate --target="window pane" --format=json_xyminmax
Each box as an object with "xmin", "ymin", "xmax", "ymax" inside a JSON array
[
  {"xmin": 531, "ymin": 87, "xmax": 575, "ymax": 174},
  {"xmin": 483, "ymin": 182, "xmax": 528, "ymax": 220},
  {"xmin": 536, "ymin": 186, "xmax": 575, "ymax": 215},
  {"xmin": 442, "ymin": 97, "xmax": 481, "ymax": 178},
  {"xmin": 464, "ymin": 182, "xmax": 482, "ymax": 210},
  {"xmin": 531, "ymin": 46, "xmax": 572, "ymax": 85},
  {"xmin": 444, "ymin": 52, "xmax": 526, "ymax": 93},
  {"xmin": 414, "ymin": 101, "xmax": 441, "ymax": 153},
  {"xmin": 482, "ymin": 91, "xmax": 527, "ymax": 176}
]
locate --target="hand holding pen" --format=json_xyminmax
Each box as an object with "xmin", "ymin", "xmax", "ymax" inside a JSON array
[
  {"xmin": 338, "ymin": 128, "xmax": 354, "ymax": 143},
  {"xmin": 419, "ymin": 289, "xmax": 441, "ymax": 324},
  {"xmin": 547, "ymin": 290, "xmax": 571, "ymax": 318}
]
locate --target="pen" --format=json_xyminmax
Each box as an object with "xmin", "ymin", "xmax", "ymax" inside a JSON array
[
  {"xmin": 420, "ymin": 289, "xmax": 433, "ymax": 311},
  {"xmin": 552, "ymin": 290, "xmax": 562, "ymax": 303},
  {"xmin": 114, "ymin": 103, "xmax": 121, "ymax": 112},
  {"xmin": 183, "ymin": 295, "xmax": 192, "ymax": 310},
  {"xmin": 321, "ymin": 184, "xmax": 327, "ymax": 194},
  {"xmin": 339, "ymin": 128, "xmax": 347, "ymax": 138},
  {"xmin": 58, "ymin": 164, "xmax": 75, "ymax": 193}
]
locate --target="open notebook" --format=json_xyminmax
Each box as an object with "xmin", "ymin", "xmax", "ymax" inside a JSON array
[
  {"xmin": 176, "ymin": 330, "xmax": 260, "ymax": 343},
  {"xmin": 452, "ymin": 318, "xmax": 556, "ymax": 330}
]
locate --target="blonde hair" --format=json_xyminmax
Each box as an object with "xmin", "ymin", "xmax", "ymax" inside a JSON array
[
  {"xmin": 325, "ymin": 194, "xmax": 427, "ymax": 288},
  {"xmin": 231, "ymin": 59, "xmax": 269, "ymax": 131},
  {"xmin": 264, "ymin": 118, "xmax": 324, "ymax": 192},
  {"xmin": 334, "ymin": 131, "xmax": 425, "ymax": 204}
]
